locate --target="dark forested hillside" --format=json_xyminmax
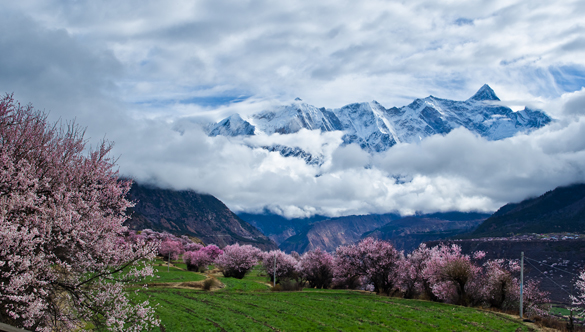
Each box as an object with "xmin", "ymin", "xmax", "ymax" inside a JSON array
[
  {"xmin": 470, "ymin": 183, "xmax": 585, "ymax": 237},
  {"xmin": 124, "ymin": 183, "xmax": 278, "ymax": 250}
]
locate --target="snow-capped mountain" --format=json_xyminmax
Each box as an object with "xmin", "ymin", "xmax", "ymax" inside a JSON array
[{"xmin": 205, "ymin": 85, "xmax": 552, "ymax": 156}]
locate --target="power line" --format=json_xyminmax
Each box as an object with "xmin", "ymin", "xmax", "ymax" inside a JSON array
[
  {"xmin": 524, "ymin": 258, "xmax": 573, "ymax": 297},
  {"xmin": 525, "ymin": 256, "xmax": 580, "ymax": 277}
]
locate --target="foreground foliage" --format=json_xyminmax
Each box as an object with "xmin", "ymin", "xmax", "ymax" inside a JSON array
[{"xmin": 0, "ymin": 95, "xmax": 158, "ymax": 331}]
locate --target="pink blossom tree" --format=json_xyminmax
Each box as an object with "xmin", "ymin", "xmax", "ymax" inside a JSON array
[
  {"xmin": 0, "ymin": 95, "xmax": 159, "ymax": 331},
  {"xmin": 507, "ymin": 278, "xmax": 550, "ymax": 317},
  {"xmin": 214, "ymin": 244, "xmax": 261, "ymax": 279},
  {"xmin": 477, "ymin": 259, "xmax": 519, "ymax": 309},
  {"xmin": 184, "ymin": 242, "xmax": 204, "ymax": 252},
  {"xmin": 200, "ymin": 244, "xmax": 223, "ymax": 260},
  {"xmin": 261, "ymin": 250, "xmax": 298, "ymax": 283},
  {"xmin": 423, "ymin": 244, "xmax": 481, "ymax": 305},
  {"xmin": 183, "ymin": 245, "xmax": 223, "ymax": 272},
  {"xmin": 183, "ymin": 250, "xmax": 212, "ymax": 272},
  {"xmin": 398, "ymin": 244, "xmax": 434, "ymax": 299},
  {"xmin": 334, "ymin": 237, "xmax": 403, "ymax": 295},
  {"xmin": 159, "ymin": 239, "xmax": 184, "ymax": 261},
  {"xmin": 296, "ymin": 248, "xmax": 334, "ymax": 289},
  {"xmin": 573, "ymin": 270, "xmax": 585, "ymax": 318}
]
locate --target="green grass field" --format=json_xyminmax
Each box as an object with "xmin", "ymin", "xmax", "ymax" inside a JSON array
[
  {"xmin": 129, "ymin": 265, "xmax": 533, "ymax": 332},
  {"xmin": 129, "ymin": 259, "xmax": 206, "ymax": 284}
]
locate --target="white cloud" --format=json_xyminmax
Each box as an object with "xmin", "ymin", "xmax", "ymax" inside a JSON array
[
  {"xmin": 1, "ymin": 0, "xmax": 585, "ymax": 218},
  {"xmin": 114, "ymin": 87, "xmax": 585, "ymax": 218}
]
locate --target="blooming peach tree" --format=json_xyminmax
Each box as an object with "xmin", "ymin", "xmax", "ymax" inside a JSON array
[
  {"xmin": 215, "ymin": 244, "xmax": 261, "ymax": 279},
  {"xmin": 159, "ymin": 239, "xmax": 184, "ymax": 261},
  {"xmin": 183, "ymin": 245, "xmax": 223, "ymax": 272},
  {"xmin": 334, "ymin": 237, "xmax": 403, "ymax": 295},
  {"xmin": 296, "ymin": 248, "xmax": 334, "ymax": 288},
  {"xmin": 0, "ymin": 95, "xmax": 159, "ymax": 331},
  {"xmin": 398, "ymin": 243, "xmax": 433, "ymax": 299},
  {"xmin": 423, "ymin": 244, "xmax": 481, "ymax": 305},
  {"xmin": 261, "ymin": 250, "xmax": 298, "ymax": 283}
]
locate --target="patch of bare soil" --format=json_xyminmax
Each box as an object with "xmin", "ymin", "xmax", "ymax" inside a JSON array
[{"xmin": 147, "ymin": 277, "xmax": 225, "ymax": 291}]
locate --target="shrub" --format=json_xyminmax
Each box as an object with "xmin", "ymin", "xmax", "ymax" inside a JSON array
[
  {"xmin": 271, "ymin": 279, "xmax": 303, "ymax": 292},
  {"xmin": 202, "ymin": 278, "xmax": 219, "ymax": 291}
]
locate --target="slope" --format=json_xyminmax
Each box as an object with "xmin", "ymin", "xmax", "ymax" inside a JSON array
[
  {"xmin": 124, "ymin": 182, "xmax": 278, "ymax": 250},
  {"xmin": 470, "ymin": 183, "xmax": 585, "ymax": 237}
]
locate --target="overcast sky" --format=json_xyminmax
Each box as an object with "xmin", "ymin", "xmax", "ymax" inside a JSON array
[{"xmin": 2, "ymin": 0, "xmax": 585, "ymax": 218}]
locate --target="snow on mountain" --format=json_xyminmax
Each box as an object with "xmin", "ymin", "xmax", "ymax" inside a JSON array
[
  {"xmin": 250, "ymin": 98, "xmax": 342, "ymax": 134},
  {"xmin": 205, "ymin": 85, "xmax": 552, "ymax": 161},
  {"xmin": 207, "ymin": 113, "xmax": 255, "ymax": 137}
]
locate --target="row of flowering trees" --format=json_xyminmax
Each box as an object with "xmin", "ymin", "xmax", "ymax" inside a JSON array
[{"xmin": 199, "ymin": 237, "xmax": 551, "ymax": 316}]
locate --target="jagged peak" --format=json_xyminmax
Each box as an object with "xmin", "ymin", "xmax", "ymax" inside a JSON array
[
  {"xmin": 226, "ymin": 113, "xmax": 244, "ymax": 120},
  {"xmin": 469, "ymin": 84, "xmax": 500, "ymax": 101},
  {"xmin": 294, "ymin": 97, "xmax": 302, "ymax": 101}
]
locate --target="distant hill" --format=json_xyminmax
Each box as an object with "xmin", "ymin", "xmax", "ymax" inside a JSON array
[
  {"xmin": 242, "ymin": 211, "xmax": 489, "ymax": 254},
  {"xmin": 470, "ymin": 183, "xmax": 585, "ymax": 238},
  {"xmin": 364, "ymin": 212, "xmax": 490, "ymax": 252},
  {"xmin": 237, "ymin": 212, "xmax": 329, "ymax": 245},
  {"xmin": 277, "ymin": 214, "xmax": 401, "ymax": 253},
  {"xmin": 124, "ymin": 183, "xmax": 278, "ymax": 250}
]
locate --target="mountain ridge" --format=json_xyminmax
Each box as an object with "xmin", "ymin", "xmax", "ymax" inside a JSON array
[
  {"xmin": 124, "ymin": 182, "xmax": 278, "ymax": 250},
  {"xmin": 468, "ymin": 183, "xmax": 585, "ymax": 237},
  {"xmin": 206, "ymin": 85, "xmax": 552, "ymax": 157}
]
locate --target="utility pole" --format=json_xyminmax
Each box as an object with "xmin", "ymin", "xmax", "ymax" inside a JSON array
[
  {"xmin": 520, "ymin": 251, "xmax": 524, "ymax": 319},
  {"xmin": 168, "ymin": 253, "xmax": 171, "ymax": 273},
  {"xmin": 274, "ymin": 254, "xmax": 276, "ymax": 288}
]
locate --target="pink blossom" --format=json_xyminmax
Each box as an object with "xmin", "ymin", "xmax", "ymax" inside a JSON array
[
  {"xmin": 214, "ymin": 244, "xmax": 261, "ymax": 279},
  {"xmin": 397, "ymin": 244, "xmax": 434, "ymax": 299},
  {"xmin": 159, "ymin": 239, "xmax": 184, "ymax": 261},
  {"xmin": 423, "ymin": 244, "xmax": 481, "ymax": 305},
  {"xmin": 183, "ymin": 245, "xmax": 223, "ymax": 272},
  {"xmin": 334, "ymin": 237, "xmax": 403, "ymax": 295},
  {"xmin": 184, "ymin": 242, "xmax": 204, "ymax": 252},
  {"xmin": 0, "ymin": 95, "xmax": 158, "ymax": 331},
  {"xmin": 296, "ymin": 248, "xmax": 334, "ymax": 289},
  {"xmin": 183, "ymin": 250, "xmax": 212, "ymax": 272},
  {"xmin": 261, "ymin": 250, "xmax": 298, "ymax": 283},
  {"xmin": 200, "ymin": 244, "xmax": 223, "ymax": 260}
]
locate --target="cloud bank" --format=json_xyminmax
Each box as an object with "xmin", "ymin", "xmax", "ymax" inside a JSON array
[
  {"xmin": 117, "ymin": 88, "xmax": 585, "ymax": 218},
  {"xmin": 1, "ymin": 1, "xmax": 585, "ymax": 218}
]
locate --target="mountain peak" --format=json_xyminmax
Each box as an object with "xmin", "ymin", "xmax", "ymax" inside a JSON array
[
  {"xmin": 469, "ymin": 84, "xmax": 500, "ymax": 101},
  {"xmin": 294, "ymin": 97, "xmax": 302, "ymax": 101}
]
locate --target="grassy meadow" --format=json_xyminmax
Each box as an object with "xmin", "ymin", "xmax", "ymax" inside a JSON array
[{"xmin": 128, "ymin": 260, "xmax": 533, "ymax": 332}]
